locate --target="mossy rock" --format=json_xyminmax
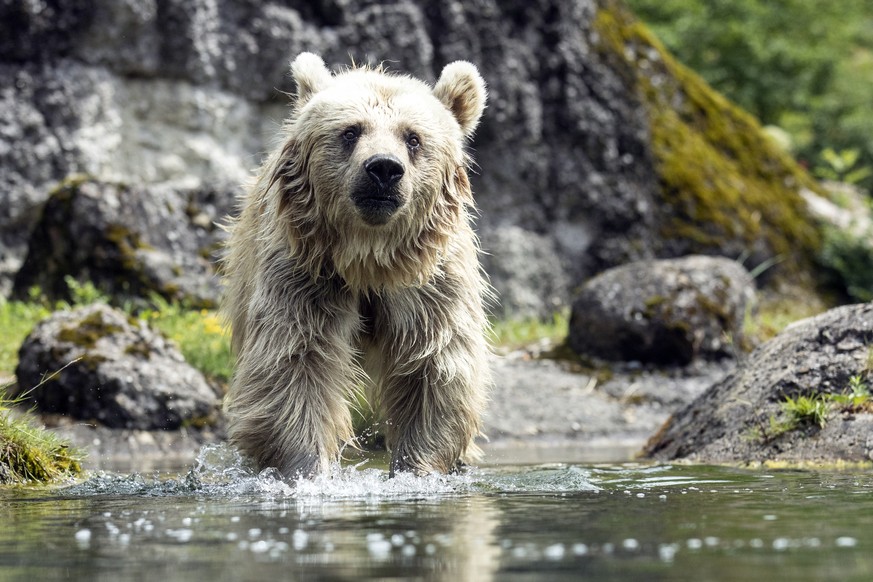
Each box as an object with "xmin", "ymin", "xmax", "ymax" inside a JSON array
[
  {"xmin": 569, "ymin": 255, "xmax": 754, "ymax": 364},
  {"xmin": 593, "ymin": 1, "xmax": 823, "ymax": 285},
  {"xmin": 12, "ymin": 178, "xmax": 220, "ymax": 309},
  {"xmin": 14, "ymin": 304, "xmax": 220, "ymax": 431}
]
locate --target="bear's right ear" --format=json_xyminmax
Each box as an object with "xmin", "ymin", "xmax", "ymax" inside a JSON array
[{"xmin": 290, "ymin": 52, "xmax": 333, "ymax": 106}]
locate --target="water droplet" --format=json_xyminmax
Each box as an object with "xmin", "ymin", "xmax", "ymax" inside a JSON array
[{"xmin": 543, "ymin": 544, "xmax": 565, "ymax": 560}]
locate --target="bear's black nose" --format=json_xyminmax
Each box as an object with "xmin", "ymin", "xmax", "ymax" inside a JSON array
[{"xmin": 364, "ymin": 154, "xmax": 405, "ymax": 191}]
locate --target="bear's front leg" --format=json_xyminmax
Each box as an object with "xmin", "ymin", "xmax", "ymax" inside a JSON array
[
  {"xmin": 372, "ymin": 284, "xmax": 491, "ymax": 476},
  {"xmin": 224, "ymin": 271, "xmax": 362, "ymax": 478}
]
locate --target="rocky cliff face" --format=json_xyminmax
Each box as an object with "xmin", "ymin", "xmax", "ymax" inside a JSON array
[{"xmin": 1, "ymin": 0, "xmax": 821, "ymax": 316}]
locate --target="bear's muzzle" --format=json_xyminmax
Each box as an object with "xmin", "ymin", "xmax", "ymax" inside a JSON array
[{"xmin": 352, "ymin": 154, "xmax": 406, "ymax": 225}]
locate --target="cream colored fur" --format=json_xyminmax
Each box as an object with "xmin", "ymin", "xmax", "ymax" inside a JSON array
[{"xmin": 222, "ymin": 53, "xmax": 491, "ymax": 477}]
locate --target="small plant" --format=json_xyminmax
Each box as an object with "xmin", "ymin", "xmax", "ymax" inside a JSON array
[
  {"xmin": 751, "ymin": 374, "xmax": 872, "ymax": 442},
  {"xmin": 63, "ymin": 276, "xmax": 109, "ymax": 306},
  {"xmin": 830, "ymin": 375, "xmax": 873, "ymax": 412},
  {"xmin": 781, "ymin": 394, "xmax": 829, "ymax": 429},
  {"xmin": 1, "ymin": 386, "xmax": 83, "ymax": 484},
  {"xmin": 490, "ymin": 311, "xmax": 569, "ymax": 351},
  {"xmin": 814, "ymin": 148, "xmax": 873, "ymax": 185}
]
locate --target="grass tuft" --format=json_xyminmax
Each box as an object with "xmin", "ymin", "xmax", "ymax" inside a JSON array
[
  {"xmin": 490, "ymin": 312, "xmax": 569, "ymax": 351},
  {"xmin": 1, "ymin": 387, "xmax": 83, "ymax": 485}
]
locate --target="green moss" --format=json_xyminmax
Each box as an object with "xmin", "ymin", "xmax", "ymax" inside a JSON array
[
  {"xmin": 124, "ymin": 341, "xmax": 152, "ymax": 360},
  {"xmin": 593, "ymin": 1, "xmax": 823, "ymax": 283},
  {"xmin": 0, "ymin": 299, "xmax": 52, "ymax": 378},
  {"xmin": 1, "ymin": 390, "xmax": 83, "ymax": 485},
  {"xmin": 57, "ymin": 310, "xmax": 122, "ymax": 349}
]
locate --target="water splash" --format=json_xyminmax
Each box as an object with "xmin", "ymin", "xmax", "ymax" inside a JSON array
[
  {"xmin": 63, "ymin": 444, "xmax": 604, "ymax": 499},
  {"xmin": 64, "ymin": 444, "xmax": 483, "ymax": 499}
]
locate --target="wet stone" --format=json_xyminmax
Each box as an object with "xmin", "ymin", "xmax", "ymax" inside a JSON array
[
  {"xmin": 568, "ymin": 255, "xmax": 755, "ymax": 365},
  {"xmin": 14, "ymin": 303, "xmax": 220, "ymax": 430}
]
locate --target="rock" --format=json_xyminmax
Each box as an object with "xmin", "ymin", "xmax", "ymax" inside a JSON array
[
  {"xmin": 12, "ymin": 178, "xmax": 235, "ymax": 307},
  {"xmin": 480, "ymin": 226, "xmax": 569, "ymax": 319},
  {"xmin": 1, "ymin": 0, "xmax": 824, "ymax": 314},
  {"xmin": 568, "ymin": 255, "xmax": 754, "ymax": 364},
  {"xmin": 14, "ymin": 304, "xmax": 220, "ymax": 430},
  {"xmin": 643, "ymin": 302, "xmax": 873, "ymax": 463}
]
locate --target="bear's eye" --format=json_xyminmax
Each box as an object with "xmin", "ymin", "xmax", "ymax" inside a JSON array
[
  {"xmin": 406, "ymin": 133, "xmax": 421, "ymax": 150},
  {"xmin": 341, "ymin": 126, "xmax": 360, "ymax": 143}
]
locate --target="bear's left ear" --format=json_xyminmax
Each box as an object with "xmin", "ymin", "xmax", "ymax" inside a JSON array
[
  {"xmin": 290, "ymin": 52, "xmax": 333, "ymax": 107},
  {"xmin": 433, "ymin": 61, "xmax": 487, "ymax": 139}
]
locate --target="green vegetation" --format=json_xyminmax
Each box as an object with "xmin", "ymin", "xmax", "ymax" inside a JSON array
[
  {"xmin": 620, "ymin": 0, "xmax": 873, "ymax": 301},
  {"xmin": 1, "ymin": 389, "xmax": 83, "ymax": 485},
  {"xmin": 815, "ymin": 148, "xmax": 873, "ymax": 185},
  {"xmin": 490, "ymin": 312, "xmax": 569, "ymax": 351},
  {"xmin": 594, "ymin": 1, "xmax": 822, "ymax": 283},
  {"xmin": 140, "ymin": 295, "xmax": 233, "ymax": 384},
  {"xmin": 742, "ymin": 293, "xmax": 825, "ymax": 345},
  {"xmin": 0, "ymin": 280, "xmax": 233, "ymax": 384},
  {"xmin": 749, "ymin": 374, "xmax": 872, "ymax": 442},
  {"xmin": 0, "ymin": 297, "xmax": 52, "ymax": 381},
  {"xmin": 820, "ymin": 225, "xmax": 873, "ymax": 303},
  {"xmin": 626, "ymin": 0, "xmax": 873, "ymax": 193}
]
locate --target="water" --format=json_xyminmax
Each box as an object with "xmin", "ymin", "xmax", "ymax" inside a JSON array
[{"xmin": 2, "ymin": 445, "xmax": 872, "ymax": 581}]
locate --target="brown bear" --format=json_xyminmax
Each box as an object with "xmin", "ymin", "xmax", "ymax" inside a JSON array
[{"xmin": 222, "ymin": 53, "xmax": 491, "ymax": 478}]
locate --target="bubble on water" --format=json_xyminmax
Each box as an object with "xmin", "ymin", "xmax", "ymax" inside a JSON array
[
  {"xmin": 543, "ymin": 543, "xmax": 565, "ymax": 560},
  {"xmin": 166, "ymin": 528, "xmax": 193, "ymax": 543},
  {"xmin": 367, "ymin": 533, "xmax": 392, "ymax": 560},
  {"xmin": 772, "ymin": 538, "xmax": 791, "ymax": 551},
  {"xmin": 250, "ymin": 540, "xmax": 270, "ymax": 554},
  {"xmin": 74, "ymin": 529, "xmax": 91, "ymax": 544},
  {"xmin": 658, "ymin": 543, "xmax": 678, "ymax": 562},
  {"xmin": 401, "ymin": 544, "xmax": 416, "ymax": 557},
  {"xmin": 571, "ymin": 543, "xmax": 588, "ymax": 556},
  {"xmin": 292, "ymin": 529, "xmax": 308, "ymax": 550}
]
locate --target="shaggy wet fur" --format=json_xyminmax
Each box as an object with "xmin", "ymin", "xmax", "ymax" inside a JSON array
[{"xmin": 222, "ymin": 53, "xmax": 491, "ymax": 477}]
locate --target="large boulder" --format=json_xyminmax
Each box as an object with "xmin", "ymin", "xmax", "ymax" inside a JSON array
[
  {"xmin": 14, "ymin": 303, "xmax": 220, "ymax": 430},
  {"xmin": 12, "ymin": 177, "xmax": 233, "ymax": 307},
  {"xmin": 1, "ymin": 0, "xmax": 824, "ymax": 312},
  {"xmin": 643, "ymin": 302, "xmax": 873, "ymax": 463},
  {"xmin": 568, "ymin": 255, "xmax": 754, "ymax": 364}
]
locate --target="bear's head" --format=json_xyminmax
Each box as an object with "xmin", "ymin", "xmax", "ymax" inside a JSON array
[{"xmin": 269, "ymin": 53, "xmax": 487, "ymax": 291}]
